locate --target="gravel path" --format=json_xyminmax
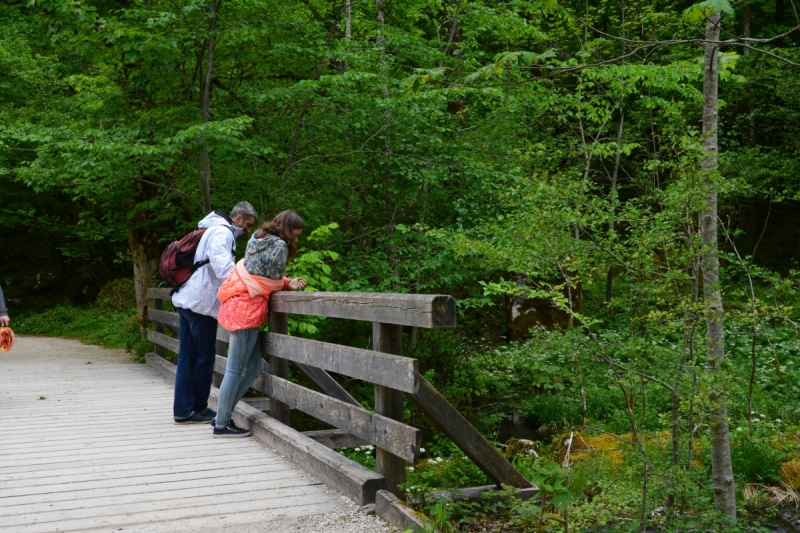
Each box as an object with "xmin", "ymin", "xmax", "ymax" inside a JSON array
[{"xmin": 2, "ymin": 336, "xmax": 396, "ymax": 533}]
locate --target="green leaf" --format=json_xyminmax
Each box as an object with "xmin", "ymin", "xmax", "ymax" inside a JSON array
[{"xmin": 683, "ymin": 0, "xmax": 734, "ymax": 23}]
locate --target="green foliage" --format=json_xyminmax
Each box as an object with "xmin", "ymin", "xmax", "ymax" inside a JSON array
[
  {"xmin": 15, "ymin": 303, "xmax": 149, "ymax": 359},
  {"xmin": 2, "ymin": 0, "xmax": 800, "ymax": 530},
  {"xmin": 729, "ymin": 434, "xmax": 787, "ymax": 484},
  {"xmin": 683, "ymin": 0, "xmax": 735, "ymax": 23}
]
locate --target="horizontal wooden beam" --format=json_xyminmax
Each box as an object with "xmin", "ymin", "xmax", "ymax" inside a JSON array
[
  {"xmin": 407, "ymin": 374, "xmax": 533, "ymax": 489},
  {"xmin": 148, "ymin": 309, "xmax": 179, "ymax": 329},
  {"xmin": 146, "ymin": 287, "xmax": 174, "ymax": 301},
  {"xmin": 146, "ymin": 353, "xmax": 176, "ymax": 384},
  {"xmin": 270, "ymin": 292, "xmax": 456, "ymax": 328},
  {"xmin": 224, "ymin": 393, "xmax": 385, "ymax": 505},
  {"xmin": 240, "ymin": 398, "xmax": 271, "ymax": 410},
  {"xmin": 148, "ymin": 288, "xmax": 458, "ymax": 329},
  {"xmin": 303, "ymin": 429, "xmax": 368, "ymax": 449},
  {"xmin": 266, "ymin": 374, "xmax": 420, "ymax": 463},
  {"xmin": 145, "ymin": 352, "xmax": 385, "ymax": 505},
  {"xmin": 147, "ymin": 308, "xmax": 231, "ymax": 345},
  {"xmin": 424, "ymin": 485, "xmax": 539, "ymax": 506},
  {"xmin": 147, "ymin": 330, "xmax": 179, "ymax": 355},
  {"xmin": 214, "ymin": 354, "xmax": 418, "ymax": 463},
  {"xmin": 265, "ymin": 333, "xmax": 419, "ymax": 393}
]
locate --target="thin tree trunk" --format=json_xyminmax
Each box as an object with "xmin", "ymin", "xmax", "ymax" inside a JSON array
[
  {"xmin": 345, "ymin": 0, "xmax": 351, "ymax": 38},
  {"xmin": 744, "ymin": 4, "xmax": 756, "ymax": 147},
  {"xmin": 605, "ymin": 0, "xmax": 625, "ymax": 303},
  {"xmin": 199, "ymin": 0, "xmax": 221, "ymax": 213},
  {"xmin": 700, "ymin": 12, "xmax": 737, "ymax": 519}
]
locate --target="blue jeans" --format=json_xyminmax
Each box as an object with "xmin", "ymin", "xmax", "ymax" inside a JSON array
[
  {"xmin": 173, "ymin": 307, "xmax": 218, "ymax": 419},
  {"xmin": 215, "ymin": 327, "xmax": 264, "ymax": 426}
]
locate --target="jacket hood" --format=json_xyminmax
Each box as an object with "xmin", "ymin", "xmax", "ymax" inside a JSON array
[
  {"xmin": 246, "ymin": 233, "xmax": 283, "ymax": 255},
  {"xmin": 198, "ymin": 210, "xmax": 244, "ymax": 238}
]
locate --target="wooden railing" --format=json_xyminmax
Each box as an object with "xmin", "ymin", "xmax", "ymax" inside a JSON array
[{"xmin": 145, "ymin": 287, "xmax": 533, "ymax": 505}]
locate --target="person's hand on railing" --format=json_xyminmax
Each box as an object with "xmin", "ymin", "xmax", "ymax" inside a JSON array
[
  {"xmin": 0, "ymin": 315, "xmax": 9, "ymax": 327},
  {"xmin": 287, "ymin": 277, "xmax": 307, "ymax": 291}
]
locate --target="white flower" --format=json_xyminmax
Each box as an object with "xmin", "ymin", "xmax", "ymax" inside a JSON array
[
  {"xmin": 420, "ymin": 448, "xmax": 426, "ymax": 453},
  {"xmin": 736, "ymin": 427, "xmax": 743, "ymax": 431},
  {"xmin": 407, "ymin": 467, "xmax": 415, "ymax": 472},
  {"xmin": 760, "ymin": 414, "xmax": 766, "ymax": 418},
  {"xmin": 776, "ymin": 419, "xmax": 783, "ymax": 423}
]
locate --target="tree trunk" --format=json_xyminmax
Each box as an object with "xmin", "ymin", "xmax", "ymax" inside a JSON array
[
  {"xmin": 701, "ymin": 13, "xmax": 737, "ymax": 519},
  {"xmin": 199, "ymin": 0, "xmax": 221, "ymax": 213},
  {"xmin": 606, "ymin": 0, "xmax": 625, "ymax": 302},
  {"xmin": 743, "ymin": 4, "xmax": 756, "ymax": 147},
  {"xmin": 127, "ymin": 183, "xmax": 162, "ymax": 337},
  {"xmin": 345, "ymin": 0, "xmax": 351, "ymax": 38}
]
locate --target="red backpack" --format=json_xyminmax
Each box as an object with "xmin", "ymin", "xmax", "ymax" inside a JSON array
[{"xmin": 158, "ymin": 229, "xmax": 210, "ymax": 290}]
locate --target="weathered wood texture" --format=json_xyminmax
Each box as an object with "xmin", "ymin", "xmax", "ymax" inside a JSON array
[
  {"xmin": 268, "ymin": 312, "xmax": 291, "ymax": 425},
  {"xmin": 266, "ymin": 333, "xmax": 419, "ymax": 393},
  {"xmin": 148, "ymin": 308, "xmax": 179, "ymax": 329},
  {"xmin": 213, "ymin": 339, "xmax": 229, "ymax": 387},
  {"xmin": 422, "ymin": 485, "xmax": 539, "ymax": 506},
  {"xmin": 148, "ymin": 287, "xmax": 457, "ymax": 328},
  {"xmin": 373, "ymin": 322, "xmax": 408, "ymax": 497},
  {"xmin": 146, "ymin": 287, "xmax": 173, "ymax": 301},
  {"xmin": 146, "ymin": 352, "xmax": 176, "ymax": 384},
  {"xmin": 293, "ymin": 361, "xmax": 360, "ymax": 406},
  {"xmin": 407, "ymin": 375, "xmax": 533, "ymax": 489},
  {"xmin": 149, "ymin": 285, "xmax": 532, "ymax": 494},
  {"xmin": 146, "ymin": 352, "xmax": 385, "ymax": 506},
  {"xmin": 264, "ymin": 373, "xmax": 420, "ymax": 463},
  {"xmin": 303, "ymin": 429, "xmax": 368, "ymax": 449},
  {"xmin": 213, "ymin": 354, "xmax": 406, "ymax": 457},
  {"xmin": 147, "ymin": 330, "xmax": 179, "ymax": 355},
  {"xmin": 375, "ymin": 490, "xmax": 432, "ymax": 533},
  {"xmin": 271, "ymin": 292, "xmax": 456, "ymax": 328},
  {"xmin": 0, "ymin": 343, "xmax": 351, "ymax": 533},
  {"xmin": 152, "ymin": 299, "xmax": 165, "ymax": 357},
  {"xmin": 148, "ymin": 308, "xmax": 230, "ymax": 344},
  {"xmin": 241, "ymin": 398, "xmax": 272, "ymax": 410}
]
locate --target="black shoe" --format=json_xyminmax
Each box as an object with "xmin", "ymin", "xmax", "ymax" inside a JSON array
[
  {"xmin": 174, "ymin": 410, "xmax": 215, "ymax": 425},
  {"xmin": 213, "ymin": 422, "xmax": 252, "ymax": 438}
]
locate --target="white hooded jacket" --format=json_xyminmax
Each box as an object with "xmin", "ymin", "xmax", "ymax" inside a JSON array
[{"xmin": 171, "ymin": 211, "xmax": 245, "ymax": 318}]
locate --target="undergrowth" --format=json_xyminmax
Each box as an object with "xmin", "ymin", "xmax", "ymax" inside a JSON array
[{"xmin": 14, "ymin": 279, "xmax": 151, "ymax": 360}]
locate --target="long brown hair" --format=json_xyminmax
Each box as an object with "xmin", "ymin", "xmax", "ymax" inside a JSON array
[{"xmin": 255, "ymin": 210, "xmax": 305, "ymax": 259}]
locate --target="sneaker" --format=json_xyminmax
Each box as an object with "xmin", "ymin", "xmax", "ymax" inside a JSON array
[
  {"xmin": 213, "ymin": 422, "xmax": 252, "ymax": 438},
  {"xmin": 174, "ymin": 410, "xmax": 215, "ymax": 425},
  {"xmin": 197, "ymin": 408, "xmax": 216, "ymax": 422}
]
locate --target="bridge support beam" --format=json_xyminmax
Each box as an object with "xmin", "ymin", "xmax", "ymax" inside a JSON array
[{"xmin": 373, "ymin": 322, "xmax": 406, "ymax": 498}]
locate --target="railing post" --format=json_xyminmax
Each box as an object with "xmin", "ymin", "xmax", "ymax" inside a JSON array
[
  {"xmin": 269, "ymin": 311, "xmax": 291, "ymax": 425},
  {"xmin": 373, "ymin": 322, "xmax": 406, "ymax": 498},
  {"xmin": 153, "ymin": 298, "xmax": 165, "ymax": 357},
  {"xmin": 213, "ymin": 339, "xmax": 228, "ymax": 388}
]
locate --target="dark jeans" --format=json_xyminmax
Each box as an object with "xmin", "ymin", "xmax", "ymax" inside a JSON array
[{"xmin": 173, "ymin": 306, "xmax": 218, "ymax": 419}]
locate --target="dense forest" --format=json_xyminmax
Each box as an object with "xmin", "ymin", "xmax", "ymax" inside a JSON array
[{"xmin": 2, "ymin": 0, "xmax": 800, "ymax": 530}]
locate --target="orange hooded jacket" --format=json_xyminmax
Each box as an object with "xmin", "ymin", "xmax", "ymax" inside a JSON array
[{"xmin": 217, "ymin": 259, "xmax": 290, "ymax": 331}]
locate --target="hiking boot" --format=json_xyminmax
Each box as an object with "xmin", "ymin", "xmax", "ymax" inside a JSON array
[{"xmin": 213, "ymin": 422, "xmax": 252, "ymax": 438}]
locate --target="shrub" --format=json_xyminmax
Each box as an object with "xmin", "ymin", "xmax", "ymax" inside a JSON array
[{"xmin": 730, "ymin": 433, "xmax": 786, "ymax": 484}]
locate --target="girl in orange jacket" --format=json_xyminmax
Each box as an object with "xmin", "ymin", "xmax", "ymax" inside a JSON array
[{"xmin": 213, "ymin": 210, "xmax": 307, "ymax": 437}]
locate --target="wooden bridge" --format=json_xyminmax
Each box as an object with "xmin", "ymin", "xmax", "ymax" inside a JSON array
[{"xmin": 1, "ymin": 290, "xmax": 534, "ymax": 532}]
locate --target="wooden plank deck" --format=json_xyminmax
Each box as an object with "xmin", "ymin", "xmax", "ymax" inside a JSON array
[{"xmin": 0, "ymin": 337, "xmax": 354, "ymax": 533}]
